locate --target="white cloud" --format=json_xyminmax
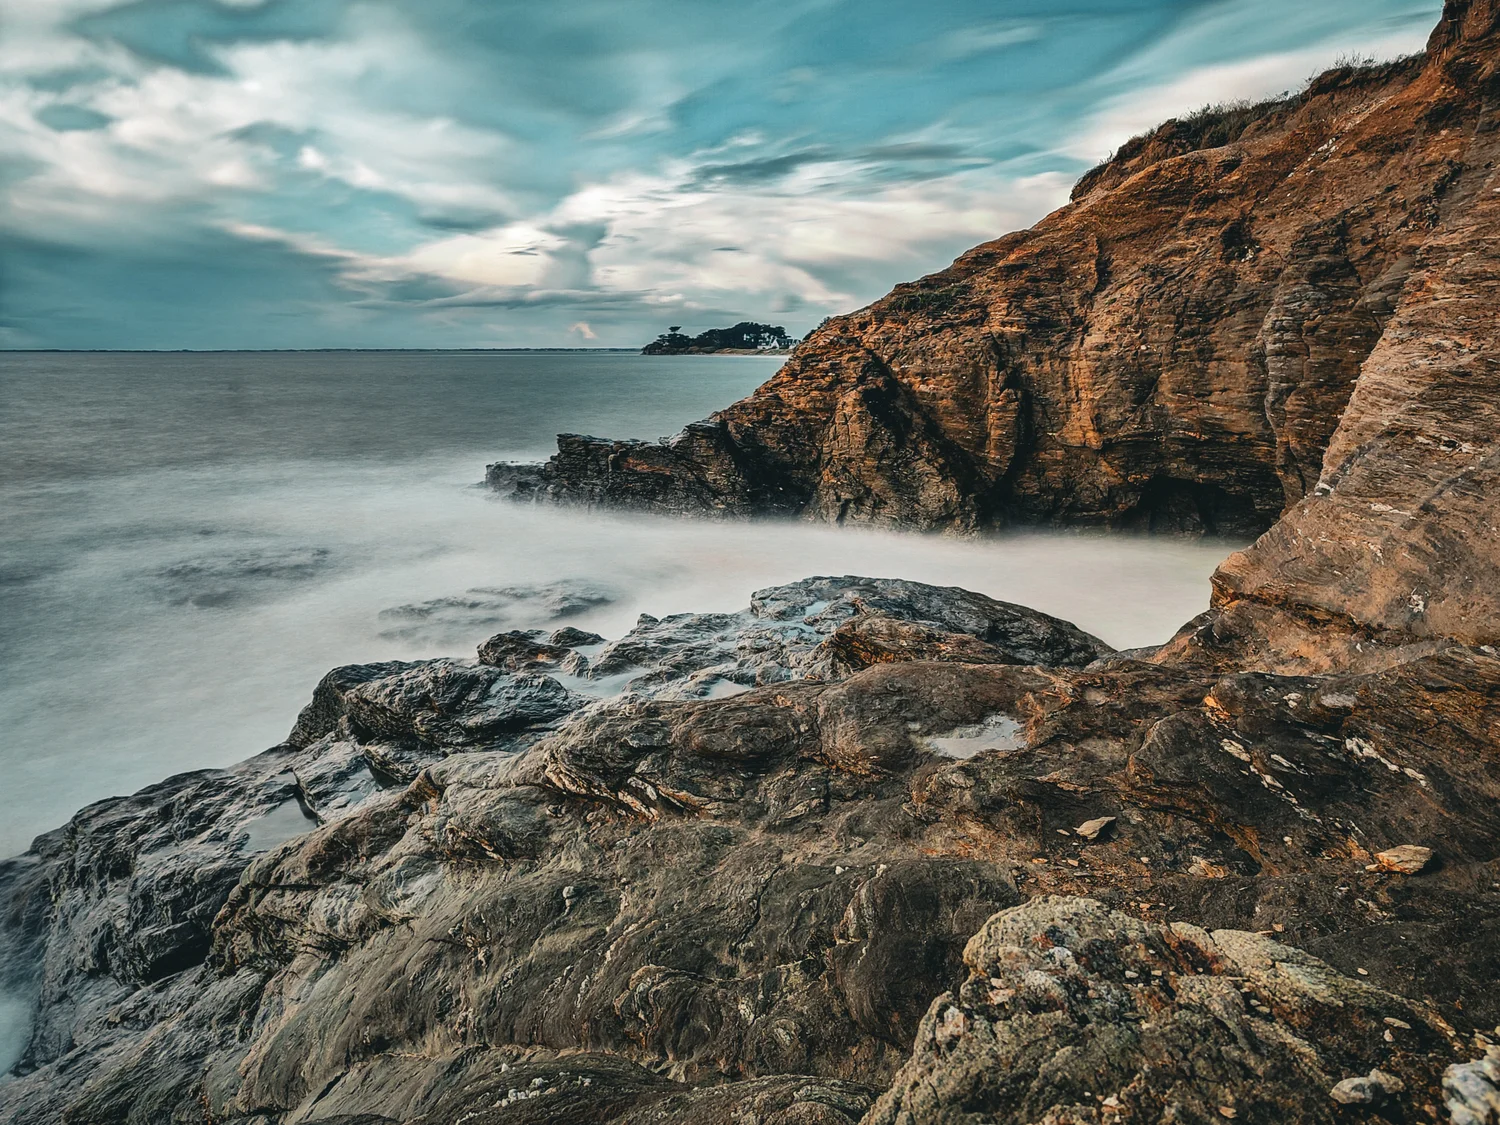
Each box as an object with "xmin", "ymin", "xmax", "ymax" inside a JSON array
[
  {"xmin": 0, "ymin": 14, "xmax": 518, "ymax": 240},
  {"xmin": 0, "ymin": 0, "xmax": 1448, "ymax": 345},
  {"xmin": 929, "ymin": 21, "xmax": 1044, "ymax": 62}
]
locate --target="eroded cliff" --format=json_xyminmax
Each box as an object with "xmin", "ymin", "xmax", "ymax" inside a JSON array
[{"xmin": 497, "ymin": 0, "xmax": 1497, "ymax": 555}]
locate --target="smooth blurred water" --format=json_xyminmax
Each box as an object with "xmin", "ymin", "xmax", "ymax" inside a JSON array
[{"xmin": 0, "ymin": 350, "xmax": 1235, "ymax": 860}]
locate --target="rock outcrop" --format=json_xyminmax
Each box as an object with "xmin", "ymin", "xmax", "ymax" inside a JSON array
[
  {"xmin": 2, "ymin": 574, "xmax": 1497, "ymax": 1122},
  {"xmin": 868, "ymin": 896, "xmax": 1464, "ymax": 1125},
  {"xmin": 494, "ymin": 0, "xmax": 1499, "ymax": 552}
]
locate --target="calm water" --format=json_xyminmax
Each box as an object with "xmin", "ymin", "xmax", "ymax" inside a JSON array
[{"xmin": 1, "ymin": 351, "xmax": 1235, "ymax": 860}]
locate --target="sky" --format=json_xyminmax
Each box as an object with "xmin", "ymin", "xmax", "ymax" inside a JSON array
[{"xmin": 0, "ymin": 0, "xmax": 1443, "ymax": 350}]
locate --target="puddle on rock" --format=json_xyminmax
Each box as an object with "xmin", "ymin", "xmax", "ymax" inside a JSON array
[
  {"xmin": 239, "ymin": 798, "xmax": 319, "ymax": 852},
  {"xmin": 922, "ymin": 714, "xmax": 1027, "ymax": 759}
]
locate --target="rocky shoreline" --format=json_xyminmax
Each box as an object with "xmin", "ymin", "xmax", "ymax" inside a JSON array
[
  {"xmin": 5, "ymin": 2, "xmax": 1500, "ymax": 1122},
  {"xmin": 3, "ymin": 572, "xmax": 1497, "ymax": 1123}
]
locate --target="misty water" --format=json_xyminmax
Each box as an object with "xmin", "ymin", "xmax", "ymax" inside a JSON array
[{"xmin": 1, "ymin": 350, "xmax": 1238, "ymax": 862}]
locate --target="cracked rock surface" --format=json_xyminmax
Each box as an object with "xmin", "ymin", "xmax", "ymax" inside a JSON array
[{"xmin": 1, "ymin": 569, "xmax": 1496, "ymax": 1123}]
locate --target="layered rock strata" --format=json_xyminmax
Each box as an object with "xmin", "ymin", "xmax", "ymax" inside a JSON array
[{"xmin": 494, "ymin": 0, "xmax": 1499, "ymax": 552}]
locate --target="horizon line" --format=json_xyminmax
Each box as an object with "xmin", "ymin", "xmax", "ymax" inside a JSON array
[{"xmin": 1, "ymin": 347, "xmax": 663, "ymax": 354}]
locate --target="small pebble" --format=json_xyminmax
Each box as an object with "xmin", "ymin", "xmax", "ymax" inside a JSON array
[
  {"xmin": 1356, "ymin": 967, "xmax": 1369, "ymax": 976},
  {"xmin": 1124, "ymin": 970, "xmax": 1140, "ymax": 979},
  {"xmin": 1383, "ymin": 1017, "xmax": 1411, "ymax": 1029},
  {"xmin": 1219, "ymin": 1108, "xmax": 1238, "ymax": 1119}
]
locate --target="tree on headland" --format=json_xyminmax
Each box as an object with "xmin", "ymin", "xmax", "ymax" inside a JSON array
[
  {"xmin": 642, "ymin": 321, "xmax": 797, "ymax": 354},
  {"xmin": 644, "ymin": 327, "xmax": 696, "ymax": 353}
]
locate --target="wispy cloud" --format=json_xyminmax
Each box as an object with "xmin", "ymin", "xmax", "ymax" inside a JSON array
[{"xmin": 0, "ymin": 0, "xmax": 1443, "ymax": 348}]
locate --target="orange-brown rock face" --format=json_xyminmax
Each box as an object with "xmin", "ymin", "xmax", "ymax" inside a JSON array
[
  {"xmin": 1159, "ymin": 2, "xmax": 1500, "ymax": 671},
  {"xmin": 500, "ymin": 1, "xmax": 1500, "ymax": 668},
  {"xmin": 513, "ymin": 31, "xmax": 1491, "ymax": 538}
]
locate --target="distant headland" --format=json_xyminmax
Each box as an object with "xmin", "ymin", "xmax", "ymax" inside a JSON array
[{"xmin": 641, "ymin": 321, "xmax": 799, "ymax": 355}]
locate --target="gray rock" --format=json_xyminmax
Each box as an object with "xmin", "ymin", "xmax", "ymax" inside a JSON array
[
  {"xmin": 1445, "ymin": 1045, "xmax": 1500, "ymax": 1125},
  {"xmin": 549, "ymin": 626, "xmax": 605, "ymax": 648},
  {"xmin": 580, "ymin": 575, "xmax": 1110, "ymax": 698},
  {"xmin": 1330, "ymin": 1068, "xmax": 1405, "ymax": 1106},
  {"xmin": 867, "ymin": 897, "xmax": 1454, "ymax": 1125}
]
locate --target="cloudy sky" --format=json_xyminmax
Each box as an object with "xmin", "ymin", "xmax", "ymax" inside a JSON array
[{"xmin": 1, "ymin": 0, "xmax": 1442, "ymax": 349}]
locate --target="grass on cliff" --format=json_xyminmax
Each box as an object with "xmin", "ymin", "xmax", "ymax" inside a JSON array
[{"xmin": 1074, "ymin": 51, "xmax": 1422, "ymax": 196}]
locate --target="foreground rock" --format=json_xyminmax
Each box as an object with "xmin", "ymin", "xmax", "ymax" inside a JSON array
[
  {"xmin": 2, "ymin": 571, "xmax": 1497, "ymax": 1122},
  {"xmin": 869, "ymin": 896, "xmax": 1461, "ymax": 1124}
]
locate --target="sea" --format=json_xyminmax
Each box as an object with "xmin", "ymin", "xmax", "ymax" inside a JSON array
[{"xmin": 0, "ymin": 350, "xmax": 1238, "ymax": 862}]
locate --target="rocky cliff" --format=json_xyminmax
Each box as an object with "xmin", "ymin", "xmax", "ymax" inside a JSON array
[
  {"xmin": 495, "ymin": 0, "xmax": 1497, "ymax": 550},
  {"xmin": 4, "ymin": 4, "xmax": 1500, "ymax": 1123}
]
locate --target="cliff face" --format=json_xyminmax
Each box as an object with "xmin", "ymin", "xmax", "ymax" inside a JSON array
[{"xmin": 502, "ymin": 3, "xmax": 1494, "ymax": 548}]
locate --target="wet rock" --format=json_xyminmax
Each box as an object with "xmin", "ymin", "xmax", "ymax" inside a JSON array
[
  {"xmin": 288, "ymin": 660, "xmax": 421, "ymax": 747},
  {"xmin": 342, "ymin": 660, "xmax": 585, "ymax": 748},
  {"xmin": 549, "ymin": 627, "xmax": 605, "ymax": 648},
  {"xmin": 477, "ymin": 630, "xmax": 576, "ymax": 671},
  {"xmin": 579, "ymin": 575, "xmax": 1108, "ymax": 699}
]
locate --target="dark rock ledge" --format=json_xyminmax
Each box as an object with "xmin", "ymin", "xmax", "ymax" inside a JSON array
[{"xmin": 1, "ymin": 574, "xmax": 1498, "ymax": 1124}]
